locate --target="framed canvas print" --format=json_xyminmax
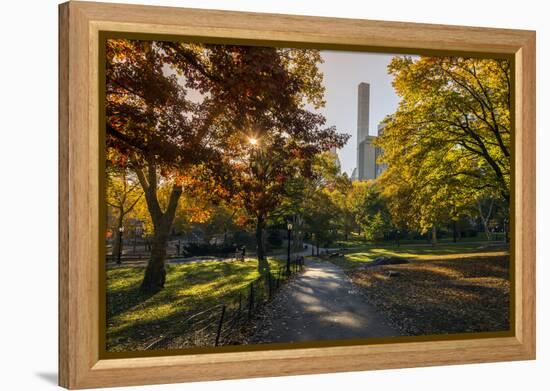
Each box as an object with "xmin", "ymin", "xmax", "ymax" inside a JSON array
[{"xmin": 59, "ymin": 1, "xmax": 536, "ymax": 389}]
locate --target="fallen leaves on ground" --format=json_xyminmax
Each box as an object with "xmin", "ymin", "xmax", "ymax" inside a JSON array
[{"xmin": 347, "ymin": 254, "xmax": 510, "ymax": 336}]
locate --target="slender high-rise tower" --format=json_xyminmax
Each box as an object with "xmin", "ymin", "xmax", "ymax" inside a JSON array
[
  {"xmin": 357, "ymin": 82, "xmax": 370, "ymax": 142},
  {"xmin": 356, "ymin": 83, "xmax": 377, "ymax": 180}
]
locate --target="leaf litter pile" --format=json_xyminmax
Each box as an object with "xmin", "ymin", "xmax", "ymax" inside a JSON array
[{"xmin": 347, "ymin": 255, "xmax": 510, "ymax": 335}]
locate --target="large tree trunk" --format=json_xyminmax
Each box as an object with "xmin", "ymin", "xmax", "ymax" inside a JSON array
[
  {"xmin": 316, "ymin": 239, "xmax": 320, "ymax": 256},
  {"xmin": 140, "ymin": 226, "xmax": 169, "ymax": 293},
  {"xmin": 255, "ymin": 215, "xmax": 270, "ymax": 273},
  {"xmin": 140, "ymin": 194, "xmax": 180, "ymax": 293},
  {"xmin": 431, "ymin": 226, "xmax": 437, "ymax": 246},
  {"xmin": 134, "ymin": 160, "xmax": 183, "ymax": 294},
  {"xmin": 139, "ymin": 186, "xmax": 181, "ymax": 293},
  {"xmin": 452, "ymin": 221, "xmax": 458, "ymax": 243}
]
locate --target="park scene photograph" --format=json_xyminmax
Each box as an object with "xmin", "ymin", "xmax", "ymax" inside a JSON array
[{"xmin": 104, "ymin": 37, "xmax": 512, "ymax": 354}]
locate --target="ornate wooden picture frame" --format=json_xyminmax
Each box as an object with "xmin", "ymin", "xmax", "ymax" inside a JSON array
[{"xmin": 59, "ymin": 1, "xmax": 535, "ymax": 388}]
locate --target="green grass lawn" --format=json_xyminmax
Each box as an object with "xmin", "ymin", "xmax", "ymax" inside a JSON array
[
  {"xmin": 334, "ymin": 232, "xmax": 507, "ymax": 248},
  {"xmin": 325, "ymin": 243, "xmax": 508, "ymax": 271},
  {"xmin": 107, "ymin": 257, "xmax": 285, "ymax": 352}
]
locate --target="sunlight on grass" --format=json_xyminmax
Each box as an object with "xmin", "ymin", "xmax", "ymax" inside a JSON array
[
  {"xmin": 107, "ymin": 268, "xmax": 144, "ymax": 293},
  {"xmin": 329, "ymin": 243, "xmax": 509, "ymax": 272},
  {"xmin": 106, "ymin": 257, "xmax": 285, "ymax": 350}
]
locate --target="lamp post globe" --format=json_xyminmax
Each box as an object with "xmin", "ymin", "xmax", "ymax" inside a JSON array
[
  {"xmin": 286, "ymin": 222, "xmax": 293, "ymax": 275},
  {"xmin": 117, "ymin": 225, "xmax": 124, "ymax": 265}
]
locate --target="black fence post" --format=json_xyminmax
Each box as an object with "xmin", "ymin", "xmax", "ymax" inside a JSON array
[
  {"xmin": 238, "ymin": 292, "xmax": 242, "ymax": 313},
  {"xmin": 214, "ymin": 305, "xmax": 226, "ymax": 347},
  {"xmin": 263, "ymin": 275, "xmax": 267, "ymax": 303},
  {"xmin": 267, "ymin": 272, "xmax": 272, "ymax": 299},
  {"xmin": 248, "ymin": 282, "xmax": 254, "ymax": 319},
  {"xmin": 264, "ymin": 276, "xmax": 268, "ymax": 303}
]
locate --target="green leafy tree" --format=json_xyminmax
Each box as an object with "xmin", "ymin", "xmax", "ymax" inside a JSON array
[
  {"xmin": 106, "ymin": 167, "xmax": 143, "ymax": 263},
  {"xmin": 107, "ymin": 39, "xmax": 349, "ymax": 281},
  {"xmin": 304, "ymin": 189, "xmax": 338, "ymax": 252},
  {"xmin": 363, "ymin": 211, "xmax": 392, "ymax": 243},
  {"xmin": 274, "ymin": 151, "xmax": 345, "ymax": 250},
  {"xmin": 223, "ymin": 134, "xmax": 347, "ymax": 272},
  {"xmin": 377, "ymin": 56, "xmax": 511, "ymax": 237},
  {"xmin": 345, "ymin": 181, "xmax": 391, "ymax": 241}
]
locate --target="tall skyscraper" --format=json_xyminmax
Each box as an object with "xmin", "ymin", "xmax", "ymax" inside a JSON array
[
  {"xmin": 354, "ymin": 82, "xmax": 387, "ymax": 180},
  {"xmin": 357, "ymin": 82, "xmax": 370, "ymax": 142},
  {"xmin": 356, "ymin": 83, "xmax": 377, "ymax": 180}
]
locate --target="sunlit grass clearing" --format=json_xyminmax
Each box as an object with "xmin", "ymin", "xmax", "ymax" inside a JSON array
[{"xmin": 106, "ymin": 257, "xmax": 285, "ymax": 350}]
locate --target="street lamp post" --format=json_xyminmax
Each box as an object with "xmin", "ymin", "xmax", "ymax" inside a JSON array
[
  {"xmin": 396, "ymin": 230, "xmax": 400, "ymax": 247},
  {"xmin": 286, "ymin": 222, "xmax": 293, "ymax": 275},
  {"xmin": 117, "ymin": 226, "xmax": 125, "ymax": 265}
]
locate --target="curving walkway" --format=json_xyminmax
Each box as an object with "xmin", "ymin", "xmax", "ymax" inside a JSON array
[{"xmin": 252, "ymin": 258, "xmax": 401, "ymax": 343}]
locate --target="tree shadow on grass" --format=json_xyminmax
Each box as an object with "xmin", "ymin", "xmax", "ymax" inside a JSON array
[
  {"xmin": 106, "ymin": 263, "xmax": 217, "ymax": 319},
  {"xmin": 105, "ymin": 260, "xmax": 271, "ymax": 352},
  {"xmin": 107, "ymin": 279, "xmax": 157, "ymax": 319},
  {"xmin": 106, "ymin": 267, "xmax": 148, "ymax": 316}
]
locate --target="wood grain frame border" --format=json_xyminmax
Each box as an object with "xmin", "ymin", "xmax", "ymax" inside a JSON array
[{"xmin": 59, "ymin": 1, "xmax": 536, "ymax": 388}]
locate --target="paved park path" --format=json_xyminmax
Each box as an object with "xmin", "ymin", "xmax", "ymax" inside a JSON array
[{"xmin": 251, "ymin": 258, "xmax": 401, "ymax": 344}]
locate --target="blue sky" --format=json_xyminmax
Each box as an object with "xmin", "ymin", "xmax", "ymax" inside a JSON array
[
  {"xmin": 174, "ymin": 47, "xmax": 402, "ymax": 176},
  {"xmin": 317, "ymin": 50, "xmax": 401, "ymax": 175}
]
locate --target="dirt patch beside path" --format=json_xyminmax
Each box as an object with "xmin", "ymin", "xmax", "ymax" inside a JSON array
[{"xmin": 347, "ymin": 255, "xmax": 510, "ymax": 336}]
